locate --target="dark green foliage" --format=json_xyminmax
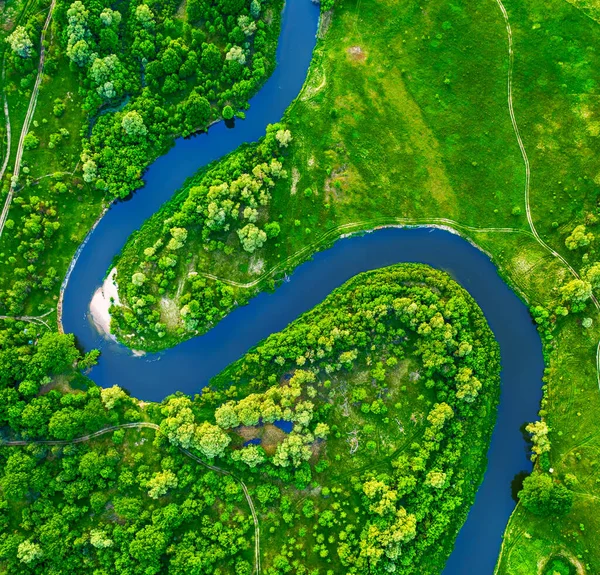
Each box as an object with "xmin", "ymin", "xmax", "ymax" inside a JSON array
[
  {"xmin": 518, "ymin": 472, "xmax": 574, "ymax": 517},
  {"xmin": 0, "ymin": 264, "xmax": 500, "ymax": 574}
]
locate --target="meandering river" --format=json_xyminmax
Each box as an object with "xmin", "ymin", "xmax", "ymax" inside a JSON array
[{"xmin": 62, "ymin": 0, "xmax": 544, "ymax": 572}]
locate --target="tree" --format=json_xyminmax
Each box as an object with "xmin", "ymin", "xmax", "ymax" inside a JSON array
[
  {"xmin": 131, "ymin": 272, "xmax": 147, "ymax": 286},
  {"xmin": 314, "ymin": 422, "xmax": 330, "ymax": 439},
  {"xmin": 68, "ymin": 39, "xmax": 91, "ymax": 67},
  {"xmin": 101, "ymin": 385, "xmax": 129, "ymax": 409},
  {"xmin": 565, "ymin": 225, "xmax": 594, "ymax": 250},
  {"xmin": 17, "ymin": 540, "xmax": 43, "ymax": 564},
  {"xmin": 201, "ymin": 43, "xmax": 222, "ymax": 71},
  {"xmin": 135, "ymin": 4, "xmax": 155, "ymax": 28},
  {"xmin": 426, "ymin": 470, "xmax": 447, "ymax": 489},
  {"xmin": 28, "ymin": 332, "xmax": 80, "ymax": 378},
  {"xmin": 426, "ymin": 402, "xmax": 454, "ymax": 429},
  {"xmin": 585, "ymin": 262, "xmax": 600, "ymax": 290},
  {"xmin": 193, "ymin": 422, "xmax": 231, "ymax": 458},
  {"xmin": 250, "ymin": 0, "xmax": 261, "ymax": 18},
  {"xmin": 167, "ymin": 227, "xmax": 188, "ymax": 250},
  {"xmin": 147, "ymin": 470, "xmax": 178, "ymax": 498},
  {"xmin": 23, "ymin": 132, "xmax": 39, "ymax": 150},
  {"xmin": 184, "ymin": 93, "xmax": 211, "ymax": 128},
  {"xmin": 90, "ymin": 530, "xmax": 113, "ymax": 549},
  {"xmin": 222, "ymin": 105, "xmax": 234, "ymax": 120},
  {"xmin": 560, "ymin": 279, "xmax": 592, "ymax": 310},
  {"xmin": 122, "ymin": 111, "xmax": 147, "ymax": 137},
  {"xmin": 82, "ymin": 156, "xmax": 97, "ymax": 183},
  {"xmin": 231, "ymin": 445, "xmax": 266, "ymax": 468},
  {"xmin": 526, "ymin": 420, "xmax": 551, "ymax": 461},
  {"xmin": 226, "ymin": 45, "xmax": 246, "ymax": 65},
  {"xmin": 275, "ymin": 129, "xmax": 292, "ymax": 147},
  {"xmin": 264, "ymin": 221, "xmax": 280, "ymax": 238},
  {"xmin": 217, "ymin": 0, "xmax": 246, "ymax": 15},
  {"xmin": 215, "ymin": 401, "xmax": 240, "ymax": 428},
  {"xmin": 518, "ymin": 472, "xmax": 573, "ymax": 516},
  {"xmin": 100, "ymin": 8, "xmax": 122, "ymax": 27},
  {"xmin": 6, "ymin": 26, "xmax": 33, "ymax": 58},
  {"xmin": 237, "ymin": 223, "xmax": 267, "ymax": 252},
  {"xmin": 454, "ymin": 366, "xmax": 482, "ymax": 403}
]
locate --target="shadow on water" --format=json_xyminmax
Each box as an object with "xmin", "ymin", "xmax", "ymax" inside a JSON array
[{"xmin": 511, "ymin": 471, "xmax": 530, "ymax": 503}]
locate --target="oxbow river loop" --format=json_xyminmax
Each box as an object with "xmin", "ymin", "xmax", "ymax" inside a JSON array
[{"xmin": 61, "ymin": 0, "xmax": 544, "ymax": 572}]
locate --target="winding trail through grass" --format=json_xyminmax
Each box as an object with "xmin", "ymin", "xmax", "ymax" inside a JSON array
[
  {"xmin": 199, "ymin": 217, "xmax": 532, "ymax": 288},
  {"xmin": 493, "ymin": 0, "xmax": 600, "ymax": 394},
  {"xmin": 0, "ymin": 0, "xmax": 56, "ymax": 241},
  {"xmin": 1, "ymin": 421, "xmax": 262, "ymax": 574}
]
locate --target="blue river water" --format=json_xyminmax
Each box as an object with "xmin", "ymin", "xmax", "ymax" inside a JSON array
[{"xmin": 62, "ymin": 0, "xmax": 544, "ymax": 572}]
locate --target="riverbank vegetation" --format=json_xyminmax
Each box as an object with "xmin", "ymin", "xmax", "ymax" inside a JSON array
[
  {"xmin": 0, "ymin": 264, "xmax": 501, "ymax": 573},
  {"xmin": 109, "ymin": 0, "xmax": 600, "ymax": 571},
  {"xmin": 0, "ymin": 0, "xmax": 282, "ymax": 319},
  {"xmin": 2, "ymin": 0, "xmax": 600, "ymax": 570}
]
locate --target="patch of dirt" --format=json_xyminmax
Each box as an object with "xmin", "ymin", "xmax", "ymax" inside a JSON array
[
  {"xmin": 347, "ymin": 45, "xmax": 367, "ymax": 62},
  {"xmin": 248, "ymin": 256, "xmax": 264, "ymax": 275},
  {"xmin": 160, "ymin": 297, "xmax": 180, "ymax": 330},
  {"xmin": 324, "ymin": 164, "xmax": 349, "ymax": 200},
  {"xmin": 308, "ymin": 156, "xmax": 315, "ymax": 168},
  {"xmin": 261, "ymin": 424, "xmax": 287, "ymax": 456},
  {"xmin": 318, "ymin": 9, "xmax": 333, "ymax": 38},
  {"xmin": 236, "ymin": 426, "xmax": 261, "ymax": 441},
  {"xmin": 537, "ymin": 550, "xmax": 586, "ymax": 575},
  {"xmin": 290, "ymin": 167, "xmax": 300, "ymax": 195},
  {"xmin": 175, "ymin": 0, "xmax": 186, "ymax": 18}
]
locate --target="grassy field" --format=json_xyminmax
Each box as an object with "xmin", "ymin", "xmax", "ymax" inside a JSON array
[{"xmin": 110, "ymin": 0, "xmax": 600, "ymax": 571}]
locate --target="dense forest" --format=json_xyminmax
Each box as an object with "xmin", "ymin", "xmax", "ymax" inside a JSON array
[
  {"xmin": 0, "ymin": 0, "xmax": 282, "ymax": 317},
  {"xmin": 0, "ymin": 264, "xmax": 503, "ymax": 573}
]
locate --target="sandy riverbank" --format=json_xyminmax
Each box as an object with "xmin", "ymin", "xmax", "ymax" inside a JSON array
[{"xmin": 89, "ymin": 267, "xmax": 120, "ymax": 337}]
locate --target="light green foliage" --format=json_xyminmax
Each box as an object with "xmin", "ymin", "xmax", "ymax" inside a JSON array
[
  {"xmin": 237, "ymin": 223, "xmax": 267, "ymax": 252},
  {"xmin": 231, "ymin": 444, "xmax": 266, "ymax": 467},
  {"xmin": 146, "ymin": 470, "xmax": 178, "ymax": 498},
  {"xmin": 121, "ymin": 111, "xmax": 147, "ymax": 137},
  {"xmin": 131, "ymin": 272, "xmax": 146, "ymax": 286},
  {"xmin": 100, "ymin": 385, "xmax": 129, "ymax": 409},
  {"xmin": 6, "ymin": 26, "xmax": 33, "ymax": 58},
  {"xmin": 275, "ymin": 128, "xmax": 292, "ymax": 147},
  {"xmin": 226, "ymin": 45, "xmax": 246, "ymax": 65},
  {"xmin": 17, "ymin": 540, "xmax": 43, "ymax": 564},
  {"xmin": 194, "ymin": 421, "xmax": 231, "ymax": 458},
  {"xmin": 23, "ymin": 132, "xmax": 39, "ymax": 151},
  {"xmin": 90, "ymin": 530, "xmax": 114, "ymax": 549},
  {"xmin": 565, "ymin": 225, "xmax": 594, "ymax": 250},
  {"xmin": 526, "ymin": 421, "xmax": 551, "ymax": 461},
  {"xmin": 135, "ymin": 4, "xmax": 155, "ymax": 28}
]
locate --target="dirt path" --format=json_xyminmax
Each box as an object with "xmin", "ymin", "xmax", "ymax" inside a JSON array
[
  {"xmin": 198, "ymin": 216, "xmax": 531, "ymax": 288},
  {"xmin": 1, "ymin": 420, "xmax": 262, "ymax": 574},
  {"xmin": 0, "ymin": 308, "xmax": 54, "ymax": 329},
  {"xmin": 0, "ymin": 0, "xmax": 56, "ymax": 240},
  {"xmin": 493, "ymin": 0, "xmax": 600, "ymax": 393}
]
